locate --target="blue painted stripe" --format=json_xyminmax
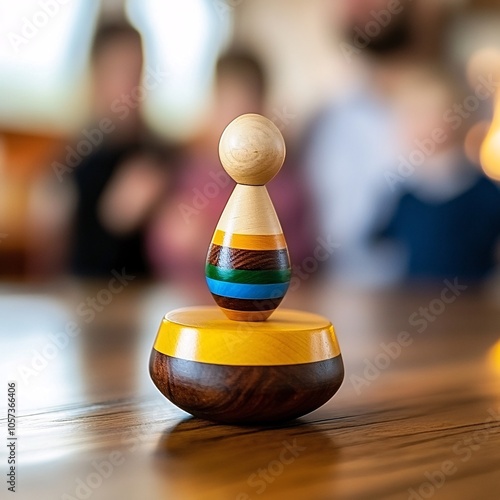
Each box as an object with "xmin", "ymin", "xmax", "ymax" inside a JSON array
[{"xmin": 206, "ymin": 278, "xmax": 289, "ymax": 300}]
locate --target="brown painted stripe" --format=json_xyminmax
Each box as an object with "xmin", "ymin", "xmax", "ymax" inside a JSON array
[
  {"xmin": 207, "ymin": 244, "xmax": 290, "ymax": 271},
  {"xmin": 211, "ymin": 293, "xmax": 284, "ymax": 312},
  {"xmin": 219, "ymin": 307, "xmax": 274, "ymax": 321}
]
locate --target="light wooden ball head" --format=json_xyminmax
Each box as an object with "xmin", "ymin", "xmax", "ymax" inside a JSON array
[
  {"xmin": 150, "ymin": 113, "xmax": 344, "ymax": 425},
  {"xmin": 219, "ymin": 113, "xmax": 286, "ymax": 185}
]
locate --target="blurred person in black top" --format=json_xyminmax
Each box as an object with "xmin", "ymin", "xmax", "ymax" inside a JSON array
[{"xmin": 68, "ymin": 22, "xmax": 175, "ymax": 277}]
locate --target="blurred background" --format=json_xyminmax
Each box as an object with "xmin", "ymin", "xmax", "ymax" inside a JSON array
[
  {"xmin": 1, "ymin": 0, "xmax": 500, "ymax": 290},
  {"xmin": 2, "ymin": 4, "xmax": 500, "ymax": 498}
]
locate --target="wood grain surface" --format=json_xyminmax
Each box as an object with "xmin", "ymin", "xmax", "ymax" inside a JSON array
[{"xmin": 1, "ymin": 281, "xmax": 500, "ymax": 500}]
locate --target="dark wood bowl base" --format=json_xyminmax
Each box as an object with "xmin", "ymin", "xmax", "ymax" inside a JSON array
[{"xmin": 150, "ymin": 349, "xmax": 344, "ymax": 425}]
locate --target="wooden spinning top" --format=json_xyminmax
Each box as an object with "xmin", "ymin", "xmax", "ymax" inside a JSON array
[{"xmin": 150, "ymin": 114, "xmax": 344, "ymax": 425}]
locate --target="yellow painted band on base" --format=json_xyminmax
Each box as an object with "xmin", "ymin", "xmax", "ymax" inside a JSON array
[
  {"xmin": 212, "ymin": 230, "xmax": 286, "ymax": 250},
  {"xmin": 153, "ymin": 306, "xmax": 341, "ymax": 366}
]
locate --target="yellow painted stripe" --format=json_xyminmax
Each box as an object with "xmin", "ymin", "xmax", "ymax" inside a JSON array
[
  {"xmin": 212, "ymin": 230, "xmax": 286, "ymax": 250},
  {"xmin": 153, "ymin": 307, "xmax": 341, "ymax": 366}
]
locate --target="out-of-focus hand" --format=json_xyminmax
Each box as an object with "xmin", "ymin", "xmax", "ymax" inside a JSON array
[{"xmin": 98, "ymin": 155, "xmax": 168, "ymax": 235}]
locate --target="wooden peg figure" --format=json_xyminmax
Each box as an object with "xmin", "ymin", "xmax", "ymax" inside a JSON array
[
  {"xmin": 149, "ymin": 113, "xmax": 344, "ymax": 425},
  {"xmin": 206, "ymin": 114, "xmax": 290, "ymax": 321}
]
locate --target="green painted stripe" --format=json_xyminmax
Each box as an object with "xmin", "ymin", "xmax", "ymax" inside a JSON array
[{"xmin": 205, "ymin": 264, "xmax": 291, "ymax": 284}]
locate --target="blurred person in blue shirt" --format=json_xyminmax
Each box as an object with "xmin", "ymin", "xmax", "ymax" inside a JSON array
[
  {"xmin": 377, "ymin": 65, "xmax": 500, "ymax": 282},
  {"xmin": 304, "ymin": 0, "xmax": 463, "ymax": 287}
]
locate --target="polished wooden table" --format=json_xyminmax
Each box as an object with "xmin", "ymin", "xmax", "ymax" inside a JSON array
[{"xmin": 1, "ymin": 280, "xmax": 499, "ymax": 500}]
